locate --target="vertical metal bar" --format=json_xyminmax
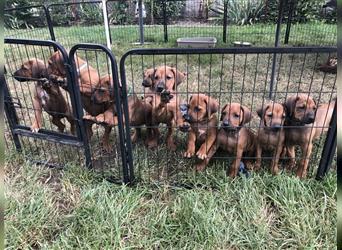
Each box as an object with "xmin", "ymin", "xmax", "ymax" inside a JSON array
[
  {"xmin": 138, "ymin": 0, "xmax": 144, "ymax": 44},
  {"xmin": 223, "ymin": 0, "xmax": 228, "ymax": 43},
  {"xmin": 316, "ymin": 101, "xmax": 337, "ymax": 180},
  {"xmin": 163, "ymin": 0, "xmax": 168, "ymax": 42},
  {"xmin": 44, "ymin": 5, "xmax": 56, "ymax": 41},
  {"xmin": 284, "ymin": 0, "xmax": 295, "ymax": 44},
  {"xmin": 2, "ymin": 74, "xmax": 22, "ymax": 151},
  {"xmin": 269, "ymin": 0, "xmax": 285, "ymax": 99},
  {"xmin": 106, "ymin": 0, "xmax": 112, "ymax": 44},
  {"xmin": 67, "ymin": 49, "xmax": 93, "ymax": 168}
]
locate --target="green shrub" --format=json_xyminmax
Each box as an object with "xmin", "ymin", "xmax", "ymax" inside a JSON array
[{"xmin": 145, "ymin": 0, "xmax": 185, "ymax": 24}]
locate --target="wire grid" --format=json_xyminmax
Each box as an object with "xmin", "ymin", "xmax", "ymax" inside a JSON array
[{"xmin": 121, "ymin": 48, "xmax": 337, "ymax": 184}]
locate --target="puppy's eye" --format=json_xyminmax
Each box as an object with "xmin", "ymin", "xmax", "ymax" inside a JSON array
[
  {"xmin": 166, "ymin": 75, "xmax": 172, "ymax": 80},
  {"xmin": 313, "ymin": 106, "xmax": 317, "ymax": 111},
  {"xmin": 194, "ymin": 106, "xmax": 201, "ymax": 112},
  {"xmin": 154, "ymin": 76, "xmax": 159, "ymax": 80},
  {"xmin": 267, "ymin": 114, "xmax": 273, "ymax": 117},
  {"xmin": 298, "ymin": 106, "xmax": 305, "ymax": 110},
  {"xmin": 234, "ymin": 114, "xmax": 240, "ymax": 118}
]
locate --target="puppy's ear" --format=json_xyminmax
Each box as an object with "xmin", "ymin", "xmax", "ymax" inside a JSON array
[
  {"xmin": 220, "ymin": 104, "xmax": 228, "ymax": 121},
  {"xmin": 256, "ymin": 103, "xmax": 270, "ymax": 118},
  {"xmin": 284, "ymin": 95, "xmax": 300, "ymax": 117},
  {"xmin": 205, "ymin": 96, "xmax": 219, "ymax": 117},
  {"xmin": 241, "ymin": 105, "xmax": 252, "ymax": 124},
  {"xmin": 171, "ymin": 67, "xmax": 186, "ymax": 87}
]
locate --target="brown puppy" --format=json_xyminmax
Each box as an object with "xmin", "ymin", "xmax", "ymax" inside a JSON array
[
  {"xmin": 182, "ymin": 94, "xmax": 219, "ymax": 166},
  {"xmin": 317, "ymin": 56, "xmax": 337, "ymax": 74},
  {"xmin": 84, "ymin": 76, "xmax": 154, "ymax": 146},
  {"xmin": 255, "ymin": 102, "xmax": 286, "ymax": 175},
  {"xmin": 193, "ymin": 103, "xmax": 255, "ymax": 177},
  {"xmin": 13, "ymin": 58, "xmax": 75, "ymax": 134},
  {"xmin": 47, "ymin": 50, "xmax": 102, "ymax": 139},
  {"xmin": 143, "ymin": 66, "xmax": 186, "ymax": 150},
  {"xmin": 283, "ymin": 94, "xmax": 335, "ymax": 178}
]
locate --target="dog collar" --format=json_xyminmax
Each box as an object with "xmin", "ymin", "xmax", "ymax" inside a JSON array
[{"xmin": 77, "ymin": 62, "xmax": 88, "ymax": 74}]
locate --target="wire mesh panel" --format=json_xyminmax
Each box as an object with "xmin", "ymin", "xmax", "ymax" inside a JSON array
[
  {"xmin": 4, "ymin": 39, "xmax": 86, "ymax": 168},
  {"xmin": 68, "ymin": 44, "xmax": 128, "ymax": 183},
  {"xmin": 281, "ymin": 0, "xmax": 337, "ymax": 46},
  {"xmin": 120, "ymin": 47, "xmax": 336, "ymax": 185},
  {"xmin": 4, "ymin": 5, "xmax": 53, "ymax": 41},
  {"xmin": 48, "ymin": 1, "xmax": 107, "ymax": 49}
]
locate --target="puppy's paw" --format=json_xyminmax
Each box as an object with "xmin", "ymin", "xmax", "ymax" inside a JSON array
[
  {"xmin": 83, "ymin": 114, "xmax": 97, "ymax": 122},
  {"xmin": 183, "ymin": 150, "xmax": 195, "ymax": 158},
  {"xmin": 194, "ymin": 163, "xmax": 206, "ymax": 172},
  {"xmin": 160, "ymin": 90, "xmax": 173, "ymax": 103},
  {"xmin": 31, "ymin": 125, "xmax": 40, "ymax": 133},
  {"xmin": 196, "ymin": 149, "xmax": 207, "ymax": 160}
]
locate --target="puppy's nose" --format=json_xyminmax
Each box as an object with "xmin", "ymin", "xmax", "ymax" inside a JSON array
[
  {"xmin": 156, "ymin": 82, "xmax": 165, "ymax": 92},
  {"xmin": 222, "ymin": 120, "xmax": 230, "ymax": 127},
  {"xmin": 306, "ymin": 113, "xmax": 315, "ymax": 123},
  {"xmin": 142, "ymin": 80, "xmax": 150, "ymax": 87},
  {"xmin": 271, "ymin": 124, "xmax": 281, "ymax": 131}
]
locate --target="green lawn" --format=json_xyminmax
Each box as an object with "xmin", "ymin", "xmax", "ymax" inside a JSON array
[
  {"xmin": 5, "ymin": 153, "xmax": 337, "ymax": 249},
  {"xmin": 4, "ymin": 22, "xmax": 337, "ymax": 249}
]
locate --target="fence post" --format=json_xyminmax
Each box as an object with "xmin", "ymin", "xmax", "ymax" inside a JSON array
[
  {"xmin": 43, "ymin": 5, "xmax": 56, "ymax": 41},
  {"xmin": 269, "ymin": 0, "xmax": 285, "ymax": 99},
  {"xmin": 284, "ymin": 0, "xmax": 295, "ymax": 44},
  {"xmin": 316, "ymin": 101, "xmax": 337, "ymax": 180},
  {"xmin": 2, "ymin": 74, "xmax": 22, "ymax": 151},
  {"xmin": 138, "ymin": 0, "xmax": 144, "ymax": 44},
  {"xmin": 163, "ymin": 0, "xmax": 168, "ymax": 42},
  {"xmin": 106, "ymin": 0, "xmax": 112, "ymax": 44},
  {"xmin": 222, "ymin": 0, "xmax": 228, "ymax": 43}
]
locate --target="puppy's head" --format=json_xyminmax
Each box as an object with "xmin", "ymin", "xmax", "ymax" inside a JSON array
[
  {"xmin": 142, "ymin": 68, "xmax": 156, "ymax": 88},
  {"xmin": 47, "ymin": 51, "xmax": 67, "ymax": 77},
  {"xmin": 220, "ymin": 103, "xmax": 252, "ymax": 131},
  {"xmin": 91, "ymin": 75, "xmax": 113, "ymax": 104},
  {"xmin": 256, "ymin": 102, "xmax": 286, "ymax": 131},
  {"xmin": 284, "ymin": 94, "xmax": 317, "ymax": 124},
  {"xmin": 187, "ymin": 94, "xmax": 219, "ymax": 123},
  {"xmin": 13, "ymin": 59, "xmax": 47, "ymax": 82},
  {"xmin": 152, "ymin": 66, "xmax": 186, "ymax": 93}
]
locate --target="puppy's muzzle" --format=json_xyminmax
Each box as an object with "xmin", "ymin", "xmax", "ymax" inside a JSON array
[
  {"xmin": 271, "ymin": 124, "xmax": 282, "ymax": 131},
  {"xmin": 221, "ymin": 119, "xmax": 238, "ymax": 132},
  {"xmin": 142, "ymin": 79, "xmax": 151, "ymax": 87},
  {"xmin": 156, "ymin": 81, "xmax": 165, "ymax": 93},
  {"xmin": 304, "ymin": 113, "xmax": 316, "ymax": 124},
  {"xmin": 13, "ymin": 70, "xmax": 29, "ymax": 82}
]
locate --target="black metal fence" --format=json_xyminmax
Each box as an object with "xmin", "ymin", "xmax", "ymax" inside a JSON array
[
  {"xmin": 4, "ymin": 37, "xmax": 337, "ymax": 184},
  {"xmin": 4, "ymin": 38, "xmax": 128, "ymax": 183},
  {"xmin": 4, "ymin": 0, "xmax": 337, "ymax": 48}
]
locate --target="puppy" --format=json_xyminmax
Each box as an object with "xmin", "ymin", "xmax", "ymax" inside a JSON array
[
  {"xmin": 13, "ymin": 58, "xmax": 75, "ymax": 134},
  {"xmin": 47, "ymin": 50, "xmax": 102, "ymax": 139},
  {"xmin": 182, "ymin": 94, "xmax": 219, "ymax": 165},
  {"xmin": 84, "ymin": 76, "xmax": 154, "ymax": 147},
  {"xmin": 255, "ymin": 102, "xmax": 286, "ymax": 174},
  {"xmin": 283, "ymin": 94, "xmax": 335, "ymax": 178},
  {"xmin": 193, "ymin": 103, "xmax": 255, "ymax": 177},
  {"xmin": 142, "ymin": 66, "xmax": 186, "ymax": 150},
  {"xmin": 317, "ymin": 56, "xmax": 337, "ymax": 74}
]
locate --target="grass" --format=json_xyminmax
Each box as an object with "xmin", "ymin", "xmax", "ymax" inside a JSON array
[
  {"xmin": 4, "ymin": 23, "xmax": 337, "ymax": 248},
  {"xmin": 5, "ymin": 154, "xmax": 336, "ymax": 249}
]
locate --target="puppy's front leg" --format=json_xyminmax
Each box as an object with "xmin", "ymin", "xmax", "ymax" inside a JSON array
[
  {"xmin": 286, "ymin": 145, "xmax": 296, "ymax": 171},
  {"xmin": 228, "ymin": 146, "xmax": 244, "ymax": 178},
  {"xmin": 196, "ymin": 128, "xmax": 217, "ymax": 160},
  {"xmin": 31, "ymin": 96, "xmax": 43, "ymax": 133},
  {"xmin": 271, "ymin": 143, "xmax": 283, "ymax": 175},
  {"xmin": 195, "ymin": 143, "xmax": 218, "ymax": 172},
  {"xmin": 255, "ymin": 143, "xmax": 262, "ymax": 171},
  {"xmin": 297, "ymin": 142, "xmax": 313, "ymax": 179},
  {"xmin": 184, "ymin": 130, "xmax": 196, "ymax": 158}
]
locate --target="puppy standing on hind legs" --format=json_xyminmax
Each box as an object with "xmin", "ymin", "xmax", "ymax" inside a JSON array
[
  {"xmin": 283, "ymin": 94, "xmax": 335, "ymax": 178},
  {"xmin": 255, "ymin": 102, "xmax": 286, "ymax": 175}
]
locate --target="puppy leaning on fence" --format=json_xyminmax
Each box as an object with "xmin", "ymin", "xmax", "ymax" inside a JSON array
[
  {"xmin": 84, "ymin": 75, "xmax": 155, "ymax": 147},
  {"xmin": 142, "ymin": 66, "xmax": 187, "ymax": 150},
  {"xmin": 47, "ymin": 50, "xmax": 103, "ymax": 139},
  {"xmin": 282, "ymin": 94, "xmax": 335, "ymax": 178},
  {"xmin": 255, "ymin": 101, "xmax": 286, "ymax": 175},
  {"xmin": 179, "ymin": 94, "xmax": 219, "ymax": 170},
  {"xmin": 13, "ymin": 58, "xmax": 75, "ymax": 134},
  {"xmin": 182, "ymin": 102, "xmax": 256, "ymax": 178}
]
